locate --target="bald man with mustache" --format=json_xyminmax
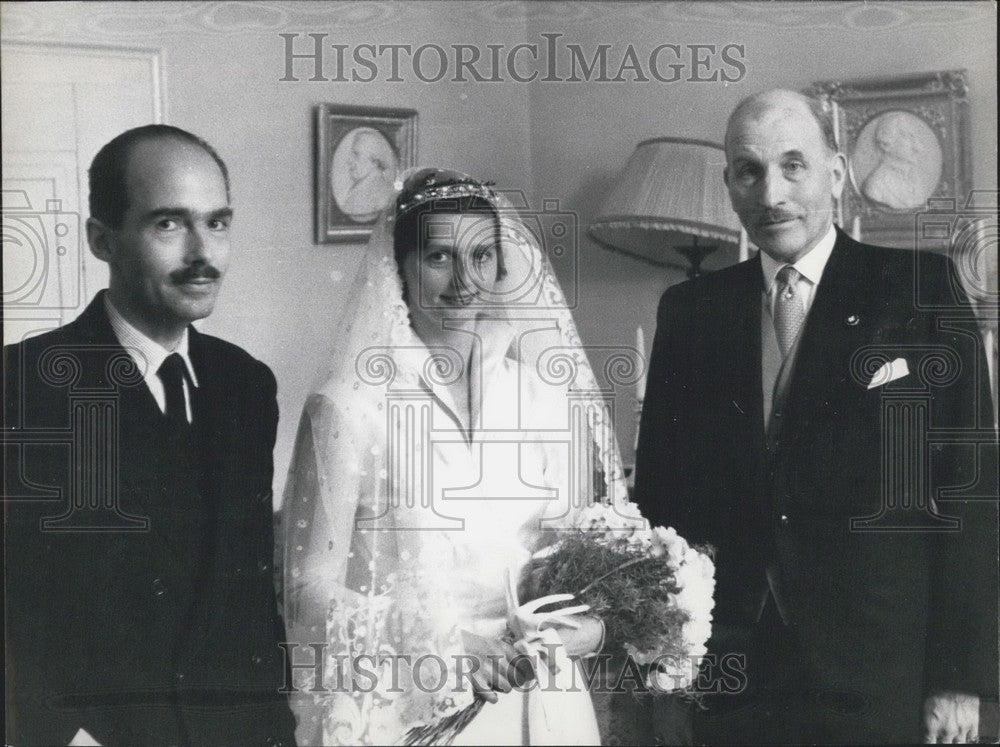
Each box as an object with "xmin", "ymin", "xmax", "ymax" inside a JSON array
[{"xmin": 636, "ymin": 90, "xmax": 998, "ymax": 744}]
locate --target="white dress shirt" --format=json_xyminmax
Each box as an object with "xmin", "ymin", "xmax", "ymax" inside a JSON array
[
  {"xmin": 104, "ymin": 296, "xmax": 198, "ymax": 422},
  {"xmin": 760, "ymin": 223, "xmax": 838, "ymax": 319},
  {"xmin": 759, "ymin": 225, "xmax": 838, "ymax": 425}
]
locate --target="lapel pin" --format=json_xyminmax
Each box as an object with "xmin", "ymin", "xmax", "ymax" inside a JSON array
[{"xmin": 846, "ymin": 314, "xmax": 860, "ymax": 326}]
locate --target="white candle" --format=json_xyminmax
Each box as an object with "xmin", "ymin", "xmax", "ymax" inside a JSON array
[
  {"xmin": 831, "ymin": 102, "xmax": 841, "ymax": 150},
  {"xmin": 738, "ymin": 228, "xmax": 749, "ymax": 262},
  {"xmin": 832, "ymin": 104, "xmax": 844, "ymax": 225},
  {"xmin": 636, "ymin": 325, "xmax": 647, "ymax": 400},
  {"xmin": 851, "ymin": 216, "xmax": 862, "ymax": 241}
]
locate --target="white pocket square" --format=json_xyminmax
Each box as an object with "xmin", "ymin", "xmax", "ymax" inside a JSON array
[{"xmin": 867, "ymin": 357, "xmax": 909, "ymax": 389}]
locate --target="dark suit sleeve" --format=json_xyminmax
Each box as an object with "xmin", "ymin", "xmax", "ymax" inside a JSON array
[
  {"xmin": 635, "ymin": 285, "xmax": 683, "ymax": 532},
  {"xmin": 4, "ymin": 341, "xmax": 87, "ymax": 746},
  {"xmin": 632, "ymin": 287, "xmax": 706, "ymax": 744},
  {"xmin": 253, "ymin": 361, "xmax": 299, "ymax": 741},
  {"xmin": 921, "ymin": 254, "xmax": 999, "ymax": 700},
  {"xmin": 257, "ymin": 361, "xmax": 285, "ymax": 629},
  {"xmin": 258, "ymin": 361, "xmax": 280, "ymax": 505},
  {"xmin": 251, "ymin": 359, "xmax": 287, "ymax": 632}
]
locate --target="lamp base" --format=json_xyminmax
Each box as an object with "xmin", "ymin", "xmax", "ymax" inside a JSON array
[{"xmin": 674, "ymin": 237, "xmax": 719, "ymax": 279}]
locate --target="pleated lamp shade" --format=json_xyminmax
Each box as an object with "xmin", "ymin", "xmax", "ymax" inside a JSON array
[{"xmin": 589, "ymin": 137, "xmax": 742, "ymax": 275}]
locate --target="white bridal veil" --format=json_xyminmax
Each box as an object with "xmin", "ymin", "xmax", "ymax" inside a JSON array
[{"xmin": 282, "ymin": 168, "xmax": 634, "ymax": 745}]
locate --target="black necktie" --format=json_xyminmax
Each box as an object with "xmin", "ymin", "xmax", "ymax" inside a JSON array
[{"xmin": 157, "ymin": 353, "xmax": 189, "ymax": 425}]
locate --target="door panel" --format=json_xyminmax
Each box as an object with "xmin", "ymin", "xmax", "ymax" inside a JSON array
[{"xmin": 2, "ymin": 43, "xmax": 162, "ymax": 344}]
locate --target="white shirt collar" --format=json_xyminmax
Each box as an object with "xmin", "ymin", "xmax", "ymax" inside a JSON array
[
  {"xmin": 397, "ymin": 318, "xmax": 516, "ymax": 432},
  {"xmin": 760, "ymin": 224, "xmax": 837, "ymax": 294},
  {"xmin": 104, "ymin": 294, "xmax": 199, "ymax": 387}
]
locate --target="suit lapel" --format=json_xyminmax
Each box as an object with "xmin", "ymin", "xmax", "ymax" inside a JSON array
[
  {"xmin": 71, "ymin": 294, "xmax": 208, "ymax": 563},
  {"xmin": 177, "ymin": 328, "xmax": 228, "ymax": 655},
  {"xmin": 712, "ymin": 256, "xmax": 766, "ymax": 479},
  {"xmin": 781, "ymin": 231, "xmax": 881, "ymax": 440},
  {"xmin": 69, "ymin": 291, "xmax": 164, "ymax": 419},
  {"xmin": 186, "ymin": 329, "xmax": 249, "ymax": 590},
  {"xmin": 736, "ymin": 257, "xmax": 765, "ymax": 441},
  {"xmin": 187, "ymin": 327, "xmax": 225, "ymax": 490}
]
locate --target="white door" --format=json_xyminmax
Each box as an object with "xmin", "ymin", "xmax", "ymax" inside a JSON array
[{"xmin": 2, "ymin": 42, "xmax": 163, "ymax": 345}]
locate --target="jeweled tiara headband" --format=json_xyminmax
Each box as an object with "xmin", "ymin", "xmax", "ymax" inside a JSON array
[{"xmin": 394, "ymin": 173, "xmax": 499, "ymax": 219}]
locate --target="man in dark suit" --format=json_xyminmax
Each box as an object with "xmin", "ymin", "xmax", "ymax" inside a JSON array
[
  {"xmin": 635, "ymin": 90, "xmax": 997, "ymax": 744},
  {"xmin": 4, "ymin": 126, "xmax": 297, "ymax": 745}
]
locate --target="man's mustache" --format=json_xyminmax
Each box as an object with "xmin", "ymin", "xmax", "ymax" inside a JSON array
[
  {"xmin": 759, "ymin": 209, "xmax": 797, "ymax": 223},
  {"xmin": 171, "ymin": 265, "xmax": 221, "ymax": 283}
]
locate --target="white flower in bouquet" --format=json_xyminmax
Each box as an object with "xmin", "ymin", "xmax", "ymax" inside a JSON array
[
  {"xmin": 574, "ymin": 500, "xmax": 648, "ymax": 536},
  {"xmin": 681, "ymin": 619, "xmax": 712, "ymax": 654},
  {"xmin": 649, "ymin": 525, "xmax": 688, "ymax": 570},
  {"xmin": 525, "ymin": 502, "xmax": 716, "ymax": 695},
  {"xmin": 403, "ymin": 503, "xmax": 717, "ymax": 744}
]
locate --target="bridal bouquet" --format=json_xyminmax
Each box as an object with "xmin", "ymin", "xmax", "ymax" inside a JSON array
[
  {"xmin": 524, "ymin": 502, "xmax": 716, "ymax": 693},
  {"xmin": 402, "ymin": 503, "xmax": 714, "ymax": 745}
]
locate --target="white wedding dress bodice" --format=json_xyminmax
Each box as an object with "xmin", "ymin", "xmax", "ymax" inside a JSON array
[{"xmin": 284, "ymin": 331, "xmax": 603, "ymax": 745}]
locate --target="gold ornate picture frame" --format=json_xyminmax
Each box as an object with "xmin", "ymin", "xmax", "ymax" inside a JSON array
[{"xmin": 808, "ymin": 70, "xmax": 972, "ymax": 249}]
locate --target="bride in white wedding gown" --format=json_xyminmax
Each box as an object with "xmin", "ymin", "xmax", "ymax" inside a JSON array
[{"xmin": 282, "ymin": 169, "xmax": 632, "ymax": 745}]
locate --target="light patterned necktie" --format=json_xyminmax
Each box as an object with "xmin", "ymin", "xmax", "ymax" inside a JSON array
[{"xmin": 774, "ymin": 265, "xmax": 807, "ymax": 358}]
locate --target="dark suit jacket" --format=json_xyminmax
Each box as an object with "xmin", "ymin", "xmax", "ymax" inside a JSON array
[
  {"xmin": 4, "ymin": 292, "xmax": 297, "ymax": 746},
  {"xmin": 635, "ymin": 229, "xmax": 998, "ymax": 743}
]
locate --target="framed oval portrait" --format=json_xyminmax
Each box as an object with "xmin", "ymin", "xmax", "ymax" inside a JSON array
[
  {"xmin": 330, "ymin": 127, "xmax": 400, "ymax": 224},
  {"xmin": 808, "ymin": 70, "xmax": 971, "ymax": 250},
  {"xmin": 316, "ymin": 104, "xmax": 417, "ymax": 243},
  {"xmin": 850, "ymin": 110, "xmax": 943, "ymax": 212}
]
